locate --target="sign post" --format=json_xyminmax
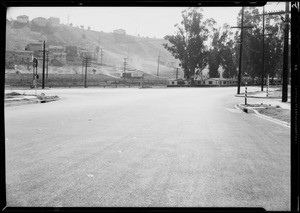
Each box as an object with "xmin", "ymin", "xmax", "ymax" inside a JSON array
[
  {"xmin": 242, "ymin": 73, "xmax": 251, "ymax": 106},
  {"xmin": 266, "ymin": 74, "xmax": 269, "ymax": 97}
]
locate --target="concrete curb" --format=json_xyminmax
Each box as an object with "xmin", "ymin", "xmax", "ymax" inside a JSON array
[
  {"xmin": 5, "ymin": 97, "xmax": 60, "ymax": 107},
  {"xmin": 236, "ymin": 104, "xmax": 290, "ymax": 128}
]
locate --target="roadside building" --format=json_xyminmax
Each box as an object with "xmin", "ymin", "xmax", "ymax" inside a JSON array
[
  {"xmin": 25, "ymin": 43, "xmax": 44, "ymax": 58},
  {"xmin": 16, "ymin": 15, "xmax": 29, "ymax": 23},
  {"xmin": 167, "ymin": 79, "xmax": 184, "ymax": 86},
  {"xmin": 79, "ymin": 50, "xmax": 95, "ymax": 60},
  {"xmin": 32, "ymin": 17, "xmax": 47, "ymax": 27},
  {"xmin": 52, "ymin": 52, "xmax": 67, "ymax": 64},
  {"xmin": 5, "ymin": 50, "xmax": 34, "ymax": 68},
  {"xmin": 204, "ymin": 78, "xmax": 238, "ymax": 86},
  {"xmin": 48, "ymin": 45, "xmax": 64, "ymax": 54},
  {"xmin": 65, "ymin": 46, "xmax": 78, "ymax": 61}
]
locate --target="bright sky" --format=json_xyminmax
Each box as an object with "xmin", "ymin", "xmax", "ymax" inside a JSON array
[{"xmin": 6, "ymin": 3, "xmax": 285, "ymax": 39}]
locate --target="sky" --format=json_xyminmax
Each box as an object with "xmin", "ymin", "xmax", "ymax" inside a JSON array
[{"xmin": 6, "ymin": 3, "xmax": 285, "ymax": 39}]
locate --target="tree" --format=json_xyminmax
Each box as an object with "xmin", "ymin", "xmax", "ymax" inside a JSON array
[
  {"xmin": 163, "ymin": 8, "xmax": 212, "ymax": 83},
  {"xmin": 235, "ymin": 7, "xmax": 284, "ymax": 82}
]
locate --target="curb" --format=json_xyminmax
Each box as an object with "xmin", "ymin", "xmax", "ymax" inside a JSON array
[
  {"xmin": 235, "ymin": 94, "xmax": 280, "ymax": 99},
  {"xmin": 236, "ymin": 104, "xmax": 290, "ymax": 128},
  {"xmin": 5, "ymin": 97, "xmax": 60, "ymax": 107}
]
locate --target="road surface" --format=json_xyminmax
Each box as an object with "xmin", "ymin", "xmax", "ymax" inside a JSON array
[{"xmin": 5, "ymin": 87, "xmax": 290, "ymax": 210}]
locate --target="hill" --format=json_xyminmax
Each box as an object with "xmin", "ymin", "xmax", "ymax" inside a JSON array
[{"xmin": 6, "ymin": 21, "xmax": 185, "ymax": 79}]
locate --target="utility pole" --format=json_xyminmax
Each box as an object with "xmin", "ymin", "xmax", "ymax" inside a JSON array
[
  {"xmin": 261, "ymin": 6, "xmax": 265, "ymax": 92},
  {"xmin": 83, "ymin": 56, "xmax": 91, "ymax": 88},
  {"xmin": 234, "ymin": 7, "xmax": 244, "ymax": 95},
  {"xmin": 123, "ymin": 58, "xmax": 127, "ymax": 82},
  {"xmin": 100, "ymin": 48, "xmax": 103, "ymax": 65},
  {"xmin": 176, "ymin": 67, "xmax": 179, "ymax": 79},
  {"xmin": 231, "ymin": 7, "xmax": 253, "ymax": 94},
  {"xmin": 157, "ymin": 52, "xmax": 160, "ymax": 76},
  {"xmin": 42, "ymin": 41, "xmax": 45, "ymax": 89},
  {"xmin": 85, "ymin": 58, "xmax": 88, "ymax": 88},
  {"xmin": 282, "ymin": 2, "xmax": 289, "ymax": 102},
  {"xmin": 46, "ymin": 51, "xmax": 49, "ymax": 81}
]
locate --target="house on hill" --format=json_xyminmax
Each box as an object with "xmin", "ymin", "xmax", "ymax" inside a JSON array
[
  {"xmin": 47, "ymin": 17, "xmax": 60, "ymax": 27},
  {"xmin": 16, "ymin": 15, "xmax": 29, "ymax": 23},
  {"xmin": 32, "ymin": 17, "xmax": 47, "ymax": 27},
  {"xmin": 113, "ymin": 29, "xmax": 126, "ymax": 35}
]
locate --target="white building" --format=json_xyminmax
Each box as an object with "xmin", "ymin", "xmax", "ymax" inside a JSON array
[
  {"xmin": 47, "ymin": 17, "xmax": 60, "ymax": 27},
  {"xmin": 32, "ymin": 17, "xmax": 47, "ymax": 27},
  {"xmin": 204, "ymin": 78, "xmax": 237, "ymax": 86},
  {"xmin": 113, "ymin": 29, "xmax": 126, "ymax": 35},
  {"xmin": 16, "ymin": 15, "xmax": 29, "ymax": 23}
]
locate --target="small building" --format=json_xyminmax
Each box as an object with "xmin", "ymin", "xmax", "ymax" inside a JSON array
[
  {"xmin": 16, "ymin": 15, "xmax": 29, "ymax": 23},
  {"xmin": 48, "ymin": 45, "xmax": 64, "ymax": 54},
  {"xmin": 79, "ymin": 50, "xmax": 95, "ymax": 59},
  {"xmin": 168, "ymin": 79, "xmax": 184, "ymax": 86},
  {"xmin": 113, "ymin": 29, "xmax": 126, "ymax": 35},
  {"xmin": 51, "ymin": 52, "xmax": 66, "ymax": 64},
  {"xmin": 47, "ymin": 17, "xmax": 60, "ymax": 27},
  {"xmin": 25, "ymin": 43, "xmax": 43, "ymax": 52},
  {"xmin": 205, "ymin": 78, "xmax": 231, "ymax": 86},
  {"xmin": 65, "ymin": 46, "xmax": 78, "ymax": 61},
  {"xmin": 32, "ymin": 17, "xmax": 47, "ymax": 27},
  {"xmin": 25, "ymin": 43, "xmax": 44, "ymax": 58}
]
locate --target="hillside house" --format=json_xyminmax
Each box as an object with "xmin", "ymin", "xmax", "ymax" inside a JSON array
[
  {"xmin": 16, "ymin": 15, "xmax": 29, "ymax": 23},
  {"xmin": 32, "ymin": 17, "xmax": 47, "ymax": 27},
  {"xmin": 5, "ymin": 50, "xmax": 34, "ymax": 68},
  {"xmin": 113, "ymin": 29, "xmax": 126, "ymax": 35},
  {"xmin": 47, "ymin": 17, "xmax": 60, "ymax": 27}
]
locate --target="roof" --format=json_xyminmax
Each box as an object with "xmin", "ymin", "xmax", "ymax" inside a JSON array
[
  {"xmin": 17, "ymin": 15, "xmax": 28, "ymax": 18},
  {"xmin": 206, "ymin": 78, "xmax": 238, "ymax": 81},
  {"xmin": 49, "ymin": 45, "xmax": 63, "ymax": 49},
  {"xmin": 6, "ymin": 50, "xmax": 34, "ymax": 53},
  {"xmin": 169, "ymin": 78, "xmax": 184, "ymax": 81}
]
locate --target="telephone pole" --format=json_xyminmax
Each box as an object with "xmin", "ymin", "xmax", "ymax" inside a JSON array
[
  {"xmin": 100, "ymin": 48, "xmax": 103, "ymax": 65},
  {"xmin": 261, "ymin": 6, "xmax": 265, "ymax": 91},
  {"xmin": 282, "ymin": 2, "xmax": 289, "ymax": 102},
  {"xmin": 231, "ymin": 7, "xmax": 253, "ymax": 94},
  {"xmin": 42, "ymin": 41, "xmax": 45, "ymax": 89},
  {"xmin": 157, "ymin": 52, "xmax": 160, "ymax": 76},
  {"xmin": 123, "ymin": 58, "xmax": 128, "ymax": 82}
]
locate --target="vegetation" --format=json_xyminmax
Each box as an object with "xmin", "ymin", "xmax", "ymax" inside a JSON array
[
  {"xmin": 163, "ymin": 7, "xmax": 287, "ymax": 83},
  {"xmin": 163, "ymin": 8, "xmax": 212, "ymax": 83}
]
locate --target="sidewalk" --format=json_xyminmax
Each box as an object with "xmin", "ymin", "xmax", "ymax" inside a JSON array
[
  {"xmin": 235, "ymin": 88, "xmax": 291, "ymax": 110},
  {"xmin": 235, "ymin": 87, "xmax": 291, "ymax": 127}
]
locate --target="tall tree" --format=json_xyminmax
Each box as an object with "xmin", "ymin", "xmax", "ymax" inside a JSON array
[
  {"xmin": 207, "ymin": 23, "xmax": 237, "ymax": 78},
  {"xmin": 235, "ymin": 7, "xmax": 284, "ymax": 82},
  {"xmin": 163, "ymin": 8, "xmax": 212, "ymax": 83}
]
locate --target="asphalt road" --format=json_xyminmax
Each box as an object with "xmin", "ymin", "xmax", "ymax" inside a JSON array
[{"xmin": 5, "ymin": 87, "xmax": 290, "ymax": 210}]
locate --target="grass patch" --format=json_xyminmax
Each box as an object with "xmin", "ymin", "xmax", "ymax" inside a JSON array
[{"xmin": 256, "ymin": 107, "xmax": 290, "ymax": 123}]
